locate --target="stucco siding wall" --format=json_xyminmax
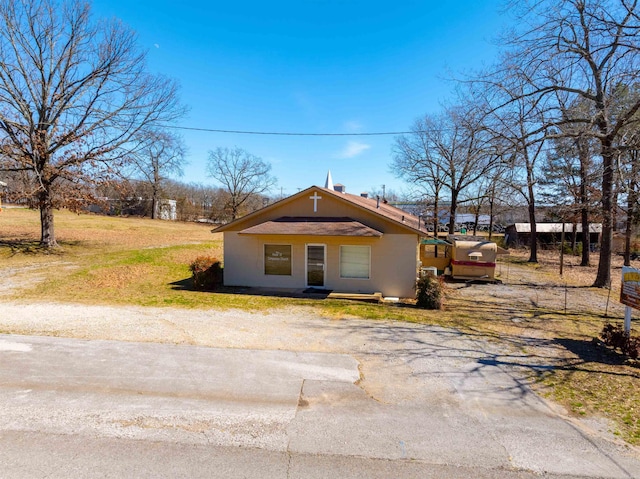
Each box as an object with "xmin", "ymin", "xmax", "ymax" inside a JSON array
[
  {"xmin": 370, "ymin": 234, "xmax": 419, "ymax": 297},
  {"xmin": 222, "ymin": 232, "xmax": 419, "ymax": 298}
]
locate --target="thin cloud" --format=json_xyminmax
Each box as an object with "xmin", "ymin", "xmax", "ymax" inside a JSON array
[
  {"xmin": 344, "ymin": 120, "xmax": 363, "ymax": 133},
  {"xmin": 292, "ymin": 91, "xmax": 317, "ymax": 116},
  {"xmin": 338, "ymin": 141, "xmax": 371, "ymax": 159}
]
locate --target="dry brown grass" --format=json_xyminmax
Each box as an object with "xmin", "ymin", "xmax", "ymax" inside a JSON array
[
  {"xmin": 506, "ymin": 247, "xmax": 628, "ymax": 292},
  {"xmin": 0, "ymin": 206, "xmax": 218, "ymax": 249},
  {"xmin": 84, "ymin": 264, "xmax": 153, "ymax": 289},
  {"xmin": 167, "ymin": 247, "xmax": 222, "ymax": 265}
]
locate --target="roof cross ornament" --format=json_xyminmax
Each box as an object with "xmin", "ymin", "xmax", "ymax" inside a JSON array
[{"xmin": 309, "ymin": 191, "xmax": 322, "ymax": 212}]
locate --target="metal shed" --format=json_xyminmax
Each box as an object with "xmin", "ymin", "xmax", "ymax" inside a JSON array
[{"xmin": 504, "ymin": 223, "xmax": 602, "ymax": 249}]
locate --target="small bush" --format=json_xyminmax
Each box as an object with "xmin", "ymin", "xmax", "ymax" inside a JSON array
[
  {"xmin": 600, "ymin": 323, "xmax": 640, "ymax": 360},
  {"xmin": 415, "ymin": 274, "xmax": 444, "ymax": 309},
  {"xmin": 628, "ymin": 337, "xmax": 640, "ymax": 360},
  {"xmin": 189, "ymin": 256, "xmax": 223, "ymax": 291},
  {"xmin": 494, "ymin": 236, "xmax": 508, "ymax": 249},
  {"xmin": 560, "ymin": 241, "xmax": 582, "ymax": 256}
]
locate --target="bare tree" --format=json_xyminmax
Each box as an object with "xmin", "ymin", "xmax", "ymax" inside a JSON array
[
  {"xmin": 542, "ymin": 129, "xmax": 601, "ymax": 265},
  {"xmin": 0, "ymin": 0, "xmax": 185, "ymax": 247},
  {"xmin": 487, "ymin": 91, "xmax": 549, "ymax": 262},
  {"xmin": 618, "ymin": 128, "xmax": 640, "ymax": 265},
  {"xmin": 480, "ymin": 0, "xmax": 640, "ymax": 286},
  {"xmin": 161, "ymin": 180, "xmax": 229, "ymax": 222},
  {"xmin": 206, "ymin": 146, "xmax": 276, "ymax": 221},
  {"xmin": 128, "ymin": 130, "xmax": 186, "ymax": 219},
  {"xmin": 393, "ymin": 103, "xmax": 499, "ymax": 235},
  {"xmin": 392, "ymin": 116, "xmax": 447, "ymax": 234},
  {"xmin": 367, "ymin": 187, "xmax": 400, "ymax": 204},
  {"xmin": 459, "ymin": 163, "xmax": 509, "ymax": 238}
]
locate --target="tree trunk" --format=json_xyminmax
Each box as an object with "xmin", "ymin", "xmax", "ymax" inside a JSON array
[
  {"xmin": 625, "ymin": 207, "xmax": 632, "ymax": 267},
  {"xmin": 152, "ymin": 167, "xmax": 160, "ymax": 220},
  {"xmin": 38, "ymin": 188, "xmax": 58, "ymax": 248},
  {"xmin": 488, "ymin": 195, "xmax": 494, "ymax": 241},
  {"xmin": 578, "ymin": 138, "xmax": 591, "ymax": 266},
  {"xmin": 624, "ymin": 150, "xmax": 640, "ymax": 266},
  {"xmin": 612, "ymin": 187, "xmax": 619, "ymax": 235},
  {"xmin": 624, "ymin": 152, "xmax": 639, "ymax": 267},
  {"xmin": 581, "ymin": 206, "xmax": 591, "ymax": 266},
  {"xmin": 433, "ymin": 193, "xmax": 439, "ymax": 238},
  {"xmin": 473, "ymin": 206, "xmax": 480, "ymax": 236},
  {"xmin": 151, "ymin": 196, "xmax": 158, "ymax": 220},
  {"xmin": 230, "ymin": 200, "xmax": 238, "ymax": 221},
  {"xmin": 593, "ymin": 144, "xmax": 614, "ymax": 288},
  {"xmin": 448, "ymin": 190, "xmax": 458, "ymax": 236},
  {"xmin": 527, "ymin": 185, "xmax": 537, "ymax": 263},
  {"xmin": 151, "ymin": 182, "xmax": 159, "ymax": 220}
]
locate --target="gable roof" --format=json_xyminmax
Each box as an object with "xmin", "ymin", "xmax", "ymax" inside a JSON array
[{"xmin": 213, "ymin": 186, "xmax": 431, "ymax": 236}]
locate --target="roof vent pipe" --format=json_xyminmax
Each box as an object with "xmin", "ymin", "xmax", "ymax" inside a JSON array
[{"xmin": 376, "ymin": 195, "xmax": 380, "ymax": 208}]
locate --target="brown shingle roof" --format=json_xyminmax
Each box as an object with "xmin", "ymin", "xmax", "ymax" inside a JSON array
[
  {"xmin": 317, "ymin": 187, "xmax": 426, "ymax": 234},
  {"xmin": 239, "ymin": 216, "xmax": 383, "ymax": 237}
]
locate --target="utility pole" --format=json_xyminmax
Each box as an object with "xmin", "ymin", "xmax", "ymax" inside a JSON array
[{"xmin": 560, "ymin": 222, "xmax": 565, "ymax": 276}]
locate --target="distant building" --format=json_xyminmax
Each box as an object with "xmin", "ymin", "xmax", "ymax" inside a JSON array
[
  {"xmin": 155, "ymin": 199, "xmax": 177, "ymax": 221},
  {"xmin": 504, "ymin": 223, "xmax": 602, "ymax": 249}
]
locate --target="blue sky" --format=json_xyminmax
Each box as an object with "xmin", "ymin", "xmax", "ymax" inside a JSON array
[{"xmin": 91, "ymin": 0, "xmax": 508, "ymax": 197}]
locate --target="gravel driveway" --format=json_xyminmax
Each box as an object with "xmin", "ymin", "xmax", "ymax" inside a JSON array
[{"xmin": 2, "ymin": 295, "xmax": 640, "ymax": 478}]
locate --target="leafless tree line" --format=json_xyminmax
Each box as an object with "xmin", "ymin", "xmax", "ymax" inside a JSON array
[
  {"xmin": 91, "ymin": 178, "xmax": 267, "ymax": 224},
  {"xmin": 3, "ymin": 165, "xmax": 273, "ymax": 225},
  {"xmin": 393, "ymin": 0, "xmax": 640, "ymax": 288}
]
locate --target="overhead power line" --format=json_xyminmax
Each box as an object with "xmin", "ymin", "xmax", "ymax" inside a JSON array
[{"xmin": 167, "ymin": 125, "xmax": 412, "ymax": 136}]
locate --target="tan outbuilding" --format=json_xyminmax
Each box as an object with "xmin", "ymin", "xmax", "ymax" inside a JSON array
[
  {"xmin": 213, "ymin": 186, "xmax": 432, "ymax": 298},
  {"xmin": 449, "ymin": 237, "xmax": 508, "ymax": 281}
]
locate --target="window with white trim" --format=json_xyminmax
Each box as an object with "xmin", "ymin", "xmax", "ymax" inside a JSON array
[{"xmin": 340, "ymin": 245, "xmax": 370, "ymax": 279}]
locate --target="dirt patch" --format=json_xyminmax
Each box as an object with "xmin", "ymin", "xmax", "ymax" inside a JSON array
[{"xmin": 0, "ymin": 262, "xmax": 76, "ymax": 296}]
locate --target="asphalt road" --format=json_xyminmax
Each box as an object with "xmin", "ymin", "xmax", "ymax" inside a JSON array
[{"xmin": 1, "ymin": 328, "xmax": 640, "ymax": 479}]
